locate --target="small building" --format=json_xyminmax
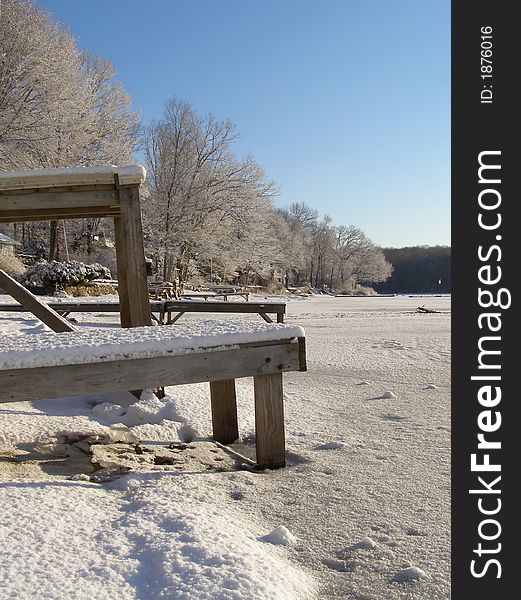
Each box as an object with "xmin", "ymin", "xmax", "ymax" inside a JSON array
[{"xmin": 0, "ymin": 232, "xmax": 21, "ymax": 257}]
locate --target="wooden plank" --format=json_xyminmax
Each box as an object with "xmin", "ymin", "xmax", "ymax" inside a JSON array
[
  {"xmin": 253, "ymin": 372, "xmax": 286, "ymax": 468},
  {"xmin": 0, "ymin": 187, "xmax": 118, "ymax": 211},
  {"xmin": 0, "ymin": 301, "xmax": 166, "ymax": 314},
  {"xmin": 0, "ymin": 165, "xmax": 145, "ymax": 192},
  {"xmin": 164, "ymin": 300, "xmax": 285, "ymax": 315},
  {"xmin": 0, "ymin": 169, "xmax": 118, "ymax": 191},
  {"xmin": 210, "ymin": 379, "xmax": 239, "ymax": 444},
  {"xmin": 0, "ymin": 341, "xmax": 301, "ymax": 403},
  {"xmin": 168, "ymin": 311, "xmax": 185, "ymax": 324},
  {"xmin": 0, "ymin": 269, "xmax": 77, "ymax": 333},
  {"xmin": 117, "ymin": 186, "xmax": 152, "ymax": 327},
  {"xmin": 0, "ymin": 206, "xmax": 120, "ymax": 223},
  {"xmin": 259, "ymin": 312, "xmax": 273, "ymax": 323}
]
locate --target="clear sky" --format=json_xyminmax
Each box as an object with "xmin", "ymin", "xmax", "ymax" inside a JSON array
[{"xmin": 35, "ymin": 0, "xmax": 450, "ymax": 248}]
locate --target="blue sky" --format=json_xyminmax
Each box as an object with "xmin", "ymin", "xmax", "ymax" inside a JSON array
[{"xmin": 36, "ymin": 0, "xmax": 450, "ymax": 248}]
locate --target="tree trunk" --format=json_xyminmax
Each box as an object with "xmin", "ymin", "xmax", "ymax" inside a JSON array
[{"xmin": 49, "ymin": 220, "xmax": 58, "ymax": 261}]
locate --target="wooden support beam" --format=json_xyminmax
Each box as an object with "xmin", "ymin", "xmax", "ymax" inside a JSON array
[
  {"xmin": 0, "ymin": 340, "xmax": 301, "ymax": 403},
  {"xmin": 168, "ymin": 311, "xmax": 185, "ymax": 324},
  {"xmin": 259, "ymin": 312, "xmax": 273, "ymax": 323},
  {"xmin": 0, "ymin": 206, "xmax": 120, "ymax": 224},
  {"xmin": 210, "ymin": 379, "xmax": 239, "ymax": 444},
  {"xmin": 0, "ymin": 269, "xmax": 77, "ymax": 333},
  {"xmin": 116, "ymin": 185, "xmax": 152, "ymax": 327},
  {"xmin": 254, "ymin": 372, "xmax": 286, "ymax": 468},
  {"xmin": 113, "ymin": 216, "xmax": 131, "ymax": 328}
]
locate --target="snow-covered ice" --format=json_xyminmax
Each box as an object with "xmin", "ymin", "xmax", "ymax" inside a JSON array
[{"xmin": 0, "ymin": 294, "xmax": 450, "ymax": 598}]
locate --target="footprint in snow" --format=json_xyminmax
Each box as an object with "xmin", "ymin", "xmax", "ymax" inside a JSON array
[
  {"xmin": 406, "ymin": 526, "xmax": 426, "ymax": 537},
  {"xmin": 322, "ymin": 558, "xmax": 358, "ymax": 572},
  {"xmin": 314, "ymin": 441, "xmax": 348, "ymax": 450},
  {"xmin": 391, "ymin": 566, "xmax": 430, "ymax": 583}
]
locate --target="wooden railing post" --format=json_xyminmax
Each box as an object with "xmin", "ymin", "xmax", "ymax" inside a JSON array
[
  {"xmin": 210, "ymin": 379, "xmax": 239, "ymax": 444},
  {"xmin": 253, "ymin": 372, "xmax": 286, "ymax": 468},
  {"xmin": 115, "ymin": 184, "xmax": 151, "ymax": 328}
]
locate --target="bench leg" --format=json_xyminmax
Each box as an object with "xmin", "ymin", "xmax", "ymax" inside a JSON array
[
  {"xmin": 254, "ymin": 373, "xmax": 286, "ymax": 468},
  {"xmin": 259, "ymin": 312, "xmax": 273, "ymax": 323},
  {"xmin": 210, "ymin": 379, "xmax": 239, "ymax": 444}
]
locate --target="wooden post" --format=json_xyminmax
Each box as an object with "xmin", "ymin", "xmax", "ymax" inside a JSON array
[
  {"xmin": 253, "ymin": 372, "xmax": 286, "ymax": 468},
  {"xmin": 0, "ymin": 269, "xmax": 77, "ymax": 333},
  {"xmin": 115, "ymin": 185, "xmax": 151, "ymax": 328},
  {"xmin": 113, "ymin": 216, "xmax": 131, "ymax": 328},
  {"xmin": 210, "ymin": 379, "xmax": 239, "ymax": 444}
]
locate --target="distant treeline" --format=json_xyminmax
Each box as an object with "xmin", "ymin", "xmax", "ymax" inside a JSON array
[{"xmin": 373, "ymin": 246, "xmax": 451, "ymax": 294}]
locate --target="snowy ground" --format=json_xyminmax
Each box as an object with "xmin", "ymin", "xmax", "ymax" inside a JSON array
[{"xmin": 0, "ymin": 294, "xmax": 450, "ymax": 599}]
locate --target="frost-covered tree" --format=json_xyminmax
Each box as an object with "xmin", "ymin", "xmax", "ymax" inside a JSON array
[
  {"xmin": 143, "ymin": 97, "xmax": 277, "ymax": 282},
  {"xmin": 277, "ymin": 207, "xmax": 392, "ymax": 291},
  {"xmin": 0, "ymin": 0, "xmax": 140, "ymax": 259}
]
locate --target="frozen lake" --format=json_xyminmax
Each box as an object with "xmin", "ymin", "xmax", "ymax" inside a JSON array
[{"xmin": 0, "ymin": 294, "xmax": 450, "ymax": 599}]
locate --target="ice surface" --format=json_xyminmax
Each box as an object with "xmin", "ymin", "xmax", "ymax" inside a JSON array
[{"xmin": 0, "ymin": 294, "xmax": 451, "ymax": 599}]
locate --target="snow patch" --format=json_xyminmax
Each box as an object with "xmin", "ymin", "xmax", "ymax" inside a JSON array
[
  {"xmin": 351, "ymin": 536, "xmax": 377, "ymax": 550},
  {"xmin": 315, "ymin": 441, "xmax": 348, "ymax": 450},
  {"xmin": 20, "ymin": 323, "xmax": 53, "ymax": 334},
  {"xmin": 259, "ymin": 525, "xmax": 297, "ymax": 546},
  {"xmin": 391, "ymin": 566, "xmax": 430, "ymax": 583},
  {"xmin": 91, "ymin": 402, "xmax": 125, "ymax": 422}
]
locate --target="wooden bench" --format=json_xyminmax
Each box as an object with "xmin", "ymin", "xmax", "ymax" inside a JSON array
[
  {"xmin": 0, "ymin": 322, "xmax": 306, "ymax": 468},
  {"xmin": 160, "ymin": 300, "xmax": 284, "ymax": 324},
  {"xmin": 0, "ymin": 300, "xmax": 286, "ymax": 324}
]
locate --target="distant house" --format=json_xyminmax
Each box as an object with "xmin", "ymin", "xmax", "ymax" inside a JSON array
[{"xmin": 0, "ymin": 232, "xmax": 21, "ymax": 257}]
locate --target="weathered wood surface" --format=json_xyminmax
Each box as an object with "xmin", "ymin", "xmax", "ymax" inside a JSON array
[
  {"xmin": 0, "ymin": 269, "xmax": 77, "ymax": 333},
  {"xmin": 162, "ymin": 300, "xmax": 285, "ymax": 324},
  {"xmin": 210, "ymin": 379, "xmax": 239, "ymax": 444},
  {"xmin": 0, "ymin": 339, "xmax": 304, "ymax": 404},
  {"xmin": 254, "ymin": 373, "xmax": 286, "ymax": 468},
  {"xmin": 181, "ymin": 291, "xmax": 250, "ymax": 302},
  {"xmin": 0, "ymin": 165, "xmax": 146, "ymax": 192},
  {"xmin": 116, "ymin": 186, "xmax": 151, "ymax": 328},
  {"xmin": 0, "ymin": 165, "xmax": 150, "ymax": 330}
]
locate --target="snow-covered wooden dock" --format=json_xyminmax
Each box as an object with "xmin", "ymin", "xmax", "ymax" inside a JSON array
[{"xmin": 0, "ymin": 322, "xmax": 306, "ymax": 468}]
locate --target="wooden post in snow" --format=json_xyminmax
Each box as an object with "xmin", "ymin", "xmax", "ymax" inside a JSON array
[
  {"xmin": 114, "ymin": 184, "xmax": 152, "ymax": 328},
  {"xmin": 254, "ymin": 372, "xmax": 286, "ymax": 468},
  {"xmin": 210, "ymin": 379, "xmax": 239, "ymax": 444}
]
